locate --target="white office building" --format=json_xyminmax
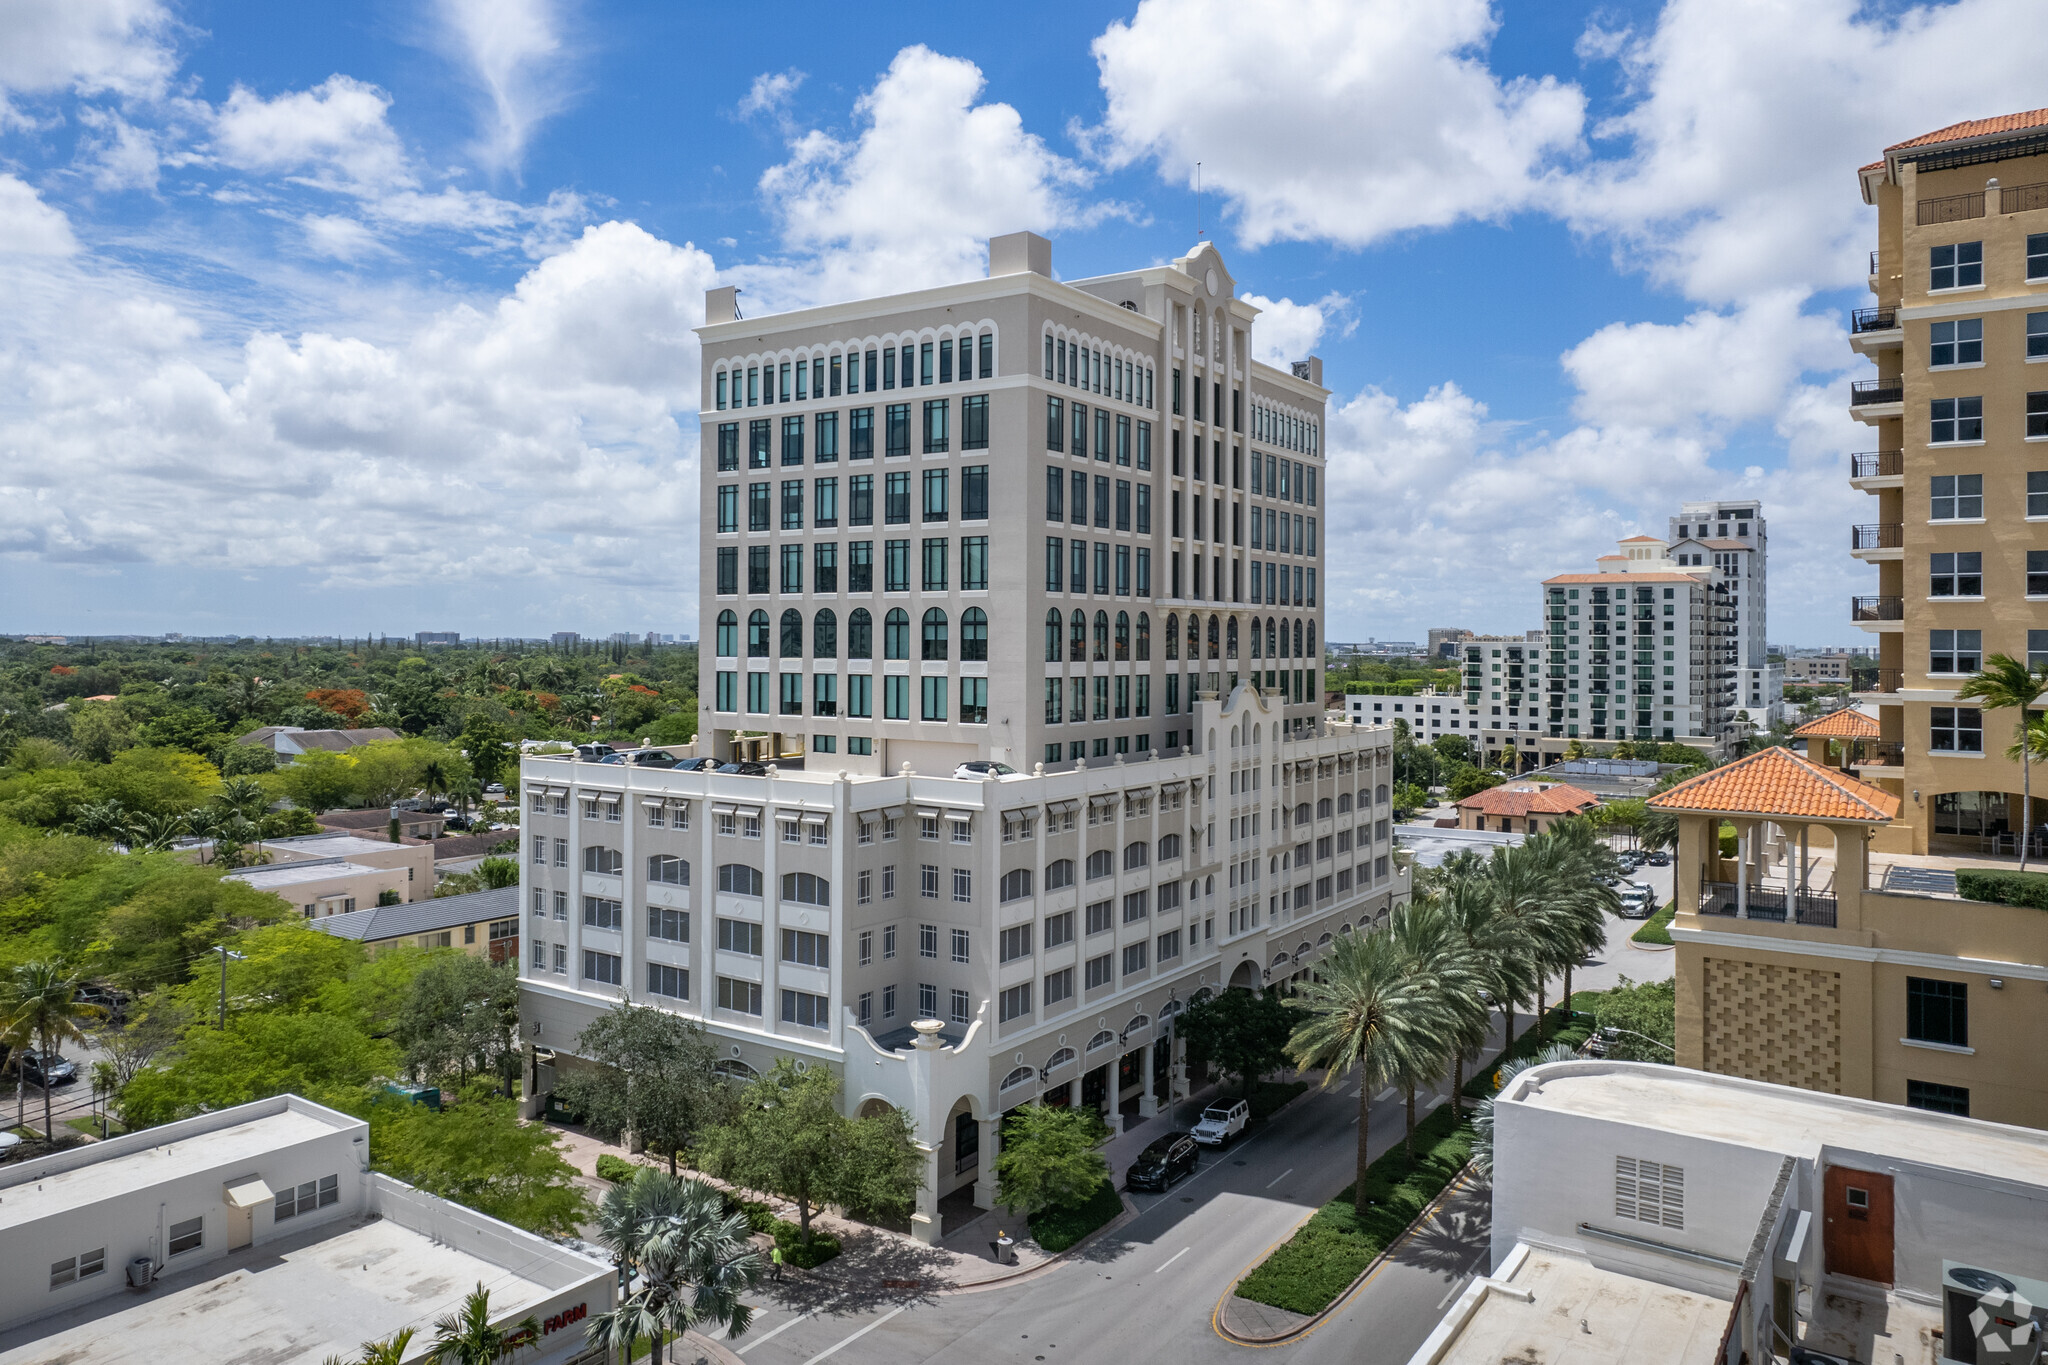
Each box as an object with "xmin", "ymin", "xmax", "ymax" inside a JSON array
[
  {"xmin": 520, "ymin": 232, "xmax": 1406, "ymax": 1246},
  {"xmin": 1667, "ymin": 499, "xmax": 1784, "ymax": 725},
  {"xmin": 0, "ymin": 1095, "xmax": 611, "ymax": 1365}
]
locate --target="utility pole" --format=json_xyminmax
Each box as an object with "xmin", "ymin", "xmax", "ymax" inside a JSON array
[{"xmin": 215, "ymin": 945, "xmax": 245, "ymax": 1029}]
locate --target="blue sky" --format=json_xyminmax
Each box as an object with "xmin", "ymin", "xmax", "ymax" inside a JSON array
[{"xmin": 1, "ymin": 0, "xmax": 2042, "ymax": 645}]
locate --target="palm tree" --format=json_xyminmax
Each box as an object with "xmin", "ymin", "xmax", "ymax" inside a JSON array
[
  {"xmin": 1959, "ymin": 655, "xmax": 2048, "ymax": 870},
  {"xmin": 588, "ymin": 1169, "xmax": 762, "ymax": 1365},
  {"xmin": 1286, "ymin": 927, "xmax": 1458, "ymax": 1215},
  {"xmin": 1438, "ymin": 876, "xmax": 1533, "ymax": 1116},
  {"xmin": 128, "ymin": 810, "xmax": 187, "ymax": 852},
  {"xmin": 427, "ymin": 1284, "xmax": 538, "ymax": 1365},
  {"xmin": 321, "ymin": 1328, "xmax": 414, "ymax": 1365},
  {"xmin": 1540, "ymin": 819, "xmax": 1619, "ymax": 1018},
  {"xmin": 1385, "ymin": 898, "xmax": 1486, "ymax": 1157},
  {"xmin": 70, "ymin": 799, "xmax": 130, "ymax": 842},
  {"xmin": 1, "ymin": 961, "xmax": 96, "ymax": 1138},
  {"xmin": 1469, "ymin": 1043, "xmax": 1578, "ymax": 1176},
  {"xmin": 1482, "ymin": 842, "xmax": 1566, "ymax": 1050}
]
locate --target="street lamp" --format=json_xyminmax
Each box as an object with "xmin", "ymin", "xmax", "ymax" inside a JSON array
[{"xmin": 215, "ymin": 945, "xmax": 246, "ymax": 1029}]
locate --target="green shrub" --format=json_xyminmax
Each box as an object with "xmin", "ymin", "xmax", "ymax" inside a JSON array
[
  {"xmin": 1028, "ymin": 1177, "xmax": 1122, "ymax": 1252},
  {"xmin": 769, "ymin": 1220, "xmax": 841, "ymax": 1267},
  {"xmin": 1718, "ymin": 825, "xmax": 1738, "ymax": 858},
  {"xmin": 722, "ymin": 1196, "xmax": 779, "ymax": 1234},
  {"xmin": 1236, "ymin": 1103, "xmax": 1474, "ymax": 1315},
  {"xmin": 1631, "ymin": 902, "xmax": 1676, "ymax": 945},
  {"xmin": 594, "ymin": 1154, "xmax": 637, "ymax": 1184},
  {"xmin": 1958, "ymin": 869, "xmax": 2048, "ymax": 912}
]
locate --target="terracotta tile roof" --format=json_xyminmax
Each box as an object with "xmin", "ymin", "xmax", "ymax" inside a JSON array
[
  {"xmin": 1791, "ymin": 709, "xmax": 1880, "ymax": 740},
  {"xmin": 1648, "ymin": 747, "xmax": 1898, "ymax": 823},
  {"xmin": 1456, "ymin": 781, "xmax": 1600, "ymax": 818},
  {"xmin": 1886, "ymin": 109, "xmax": 2048, "ymax": 153},
  {"xmin": 1860, "ymin": 159, "xmax": 1884, "ymax": 173},
  {"xmin": 1617, "ymin": 535, "xmax": 1664, "ymax": 543}
]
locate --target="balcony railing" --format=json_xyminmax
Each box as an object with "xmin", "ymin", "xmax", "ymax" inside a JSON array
[
  {"xmin": 1850, "ymin": 450, "xmax": 1903, "ymax": 479},
  {"xmin": 2002, "ymin": 181, "xmax": 2048, "ymax": 215},
  {"xmin": 1850, "ymin": 377, "xmax": 1904, "ymax": 406},
  {"xmin": 1851, "ymin": 595, "xmax": 1903, "ymax": 622},
  {"xmin": 1868, "ymin": 249, "xmax": 1881, "ymax": 276},
  {"xmin": 1851, "ymin": 523, "xmax": 1903, "ymax": 550},
  {"xmin": 1697, "ymin": 882, "xmax": 1838, "ymax": 927},
  {"xmin": 1857, "ymin": 740, "xmax": 1906, "ymax": 768},
  {"xmin": 1917, "ymin": 190, "xmax": 1985, "ymax": 226},
  {"xmin": 1851, "ymin": 307, "xmax": 1897, "ymax": 333},
  {"xmin": 1859, "ymin": 668, "xmax": 1904, "ymax": 694}
]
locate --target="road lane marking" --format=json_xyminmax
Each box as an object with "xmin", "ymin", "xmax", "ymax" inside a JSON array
[
  {"xmin": 1264, "ymin": 1168, "xmax": 1294, "ymax": 1189},
  {"xmin": 1375, "ymin": 1087, "xmax": 1395, "ymax": 1103},
  {"xmin": 1157, "ymin": 1247, "xmax": 1190, "ymax": 1273},
  {"xmin": 736, "ymin": 1310, "xmax": 815, "ymax": 1355},
  {"xmin": 799, "ymin": 1306, "xmax": 905, "ymax": 1364}
]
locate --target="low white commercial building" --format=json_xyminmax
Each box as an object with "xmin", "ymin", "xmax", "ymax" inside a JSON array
[
  {"xmin": 1408, "ymin": 1060, "xmax": 2048, "ymax": 1365},
  {"xmin": 0, "ymin": 1095, "xmax": 611, "ymax": 1365}
]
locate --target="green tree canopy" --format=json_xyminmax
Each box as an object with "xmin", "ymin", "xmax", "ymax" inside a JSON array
[
  {"xmin": 94, "ymin": 863, "xmax": 288, "ymax": 991},
  {"xmin": 552, "ymin": 1001, "xmax": 730, "ymax": 1175},
  {"xmin": 994, "ymin": 1102, "xmax": 1111, "ymax": 1215},
  {"xmin": 1178, "ymin": 985, "xmax": 1295, "ymax": 1097},
  {"xmin": 118, "ymin": 1010, "xmax": 396, "ymax": 1127},
  {"xmin": 363, "ymin": 1093, "xmax": 590, "ymax": 1238}
]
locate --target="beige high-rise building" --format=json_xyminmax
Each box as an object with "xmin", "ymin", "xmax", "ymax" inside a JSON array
[{"xmin": 1850, "ymin": 109, "xmax": 2048, "ymax": 855}]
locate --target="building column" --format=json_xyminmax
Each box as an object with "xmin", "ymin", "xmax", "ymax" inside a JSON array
[
  {"xmin": 1735, "ymin": 822, "xmax": 1749, "ymax": 919},
  {"xmin": 910, "ymin": 1143, "xmax": 943, "ymax": 1245},
  {"xmin": 1137, "ymin": 1042, "xmax": 1160, "ymax": 1119},
  {"xmin": 971, "ymin": 1115, "xmax": 1001, "ymax": 1211}
]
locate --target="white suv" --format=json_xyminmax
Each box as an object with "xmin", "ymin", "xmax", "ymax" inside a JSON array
[{"xmin": 1190, "ymin": 1099, "xmax": 1249, "ymax": 1146}]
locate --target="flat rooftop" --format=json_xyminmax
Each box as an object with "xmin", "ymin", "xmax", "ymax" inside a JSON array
[
  {"xmin": 1511, "ymin": 1062, "xmax": 2048, "ymax": 1187},
  {"xmin": 262, "ymin": 834, "xmax": 409, "ymax": 858},
  {"xmin": 0, "ymin": 1214, "xmax": 563, "ymax": 1365},
  {"xmin": 0, "ymin": 1105, "xmax": 350, "ymax": 1233},
  {"xmin": 1434, "ymin": 1248, "xmax": 1731, "ymax": 1365},
  {"xmin": 226, "ymin": 860, "xmax": 384, "ymax": 889}
]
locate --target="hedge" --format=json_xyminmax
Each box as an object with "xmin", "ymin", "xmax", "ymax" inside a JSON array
[
  {"xmin": 594, "ymin": 1154, "xmax": 638, "ymax": 1184},
  {"xmin": 1247, "ymin": 1079, "xmax": 1310, "ymax": 1123},
  {"xmin": 770, "ymin": 1220, "xmax": 841, "ymax": 1268},
  {"xmin": 1958, "ymin": 868, "xmax": 2048, "ymax": 912},
  {"xmin": 1029, "ymin": 1178, "xmax": 1122, "ymax": 1253},
  {"xmin": 1632, "ymin": 902, "xmax": 1677, "ymax": 946}
]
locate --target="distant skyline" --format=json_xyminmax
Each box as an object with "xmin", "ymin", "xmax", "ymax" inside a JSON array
[{"xmin": 3, "ymin": 0, "xmax": 2045, "ymax": 645}]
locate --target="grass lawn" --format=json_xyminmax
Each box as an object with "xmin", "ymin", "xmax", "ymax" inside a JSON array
[
  {"xmin": 1234, "ymin": 1017, "xmax": 1594, "ymax": 1319},
  {"xmin": 1029, "ymin": 1178, "xmax": 1122, "ymax": 1253},
  {"xmin": 1630, "ymin": 901, "xmax": 1676, "ymax": 946},
  {"xmin": 64, "ymin": 1116, "xmax": 124, "ymax": 1139}
]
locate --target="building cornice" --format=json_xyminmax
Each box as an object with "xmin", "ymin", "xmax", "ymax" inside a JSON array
[
  {"xmin": 696, "ymin": 271, "xmax": 1166, "ymax": 346},
  {"xmin": 1672, "ymin": 923, "xmax": 2048, "ymax": 982}
]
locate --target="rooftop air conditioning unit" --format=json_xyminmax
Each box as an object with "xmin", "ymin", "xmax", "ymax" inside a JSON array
[{"xmin": 1944, "ymin": 1262, "xmax": 2048, "ymax": 1365}]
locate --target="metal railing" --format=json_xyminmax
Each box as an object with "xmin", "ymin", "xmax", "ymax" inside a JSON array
[
  {"xmin": 1851, "ymin": 307, "xmax": 1897, "ymax": 333},
  {"xmin": 1857, "ymin": 740, "xmax": 1906, "ymax": 768},
  {"xmin": 1917, "ymin": 190, "xmax": 1985, "ymax": 225},
  {"xmin": 1850, "ymin": 450, "xmax": 1903, "ymax": 479},
  {"xmin": 1858, "ymin": 668, "xmax": 1904, "ymax": 694},
  {"xmin": 1868, "ymin": 249, "xmax": 1881, "ymax": 276},
  {"xmin": 1850, "ymin": 377, "xmax": 1904, "ymax": 406},
  {"xmin": 1851, "ymin": 523, "xmax": 1903, "ymax": 550},
  {"xmin": 1697, "ymin": 882, "xmax": 1838, "ymax": 927},
  {"xmin": 2002, "ymin": 181, "xmax": 2048, "ymax": 215},
  {"xmin": 1851, "ymin": 595, "xmax": 1903, "ymax": 622}
]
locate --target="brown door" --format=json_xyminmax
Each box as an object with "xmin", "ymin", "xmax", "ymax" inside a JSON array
[{"xmin": 1822, "ymin": 1166, "xmax": 1893, "ymax": 1284}]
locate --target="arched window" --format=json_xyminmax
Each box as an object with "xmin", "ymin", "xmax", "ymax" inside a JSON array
[
  {"xmin": 884, "ymin": 608, "xmax": 910, "ymax": 660},
  {"xmin": 961, "ymin": 607, "xmax": 988, "ymax": 662},
  {"xmin": 1115, "ymin": 611, "xmax": 1130, "ymax": 661},
  {"xmin": 1250, "ymin": 617, "xmax": 1262, "ymax": 659},
  {"xmin": 1337, "ymin": 792, "xmax": 1352, "ymax": 814},
  {"xmin": 1070, "ymin": 609, "xmax": 1087, "ymax": 657},
  {"xmin": 1045, "ymin": 858, "xmax": 1075, "ymax": 890},
  {"xmin": 1157, "ymin": 832, "xmax": 1182, "ymax": 861},
  {"xmin": 848, "ymin": 608, "xmax": 872, "ymax": 659},
  {"xmin": 1358, "ymin": 787, "xmax": 1372, "ymax": 809},
  {"xmin": 1207, "ymin": 616, "xmax": 1221, "ymax": 659},
  {"xmin": 921, "ymin": 608, "xmax": 949, "ymax": 661},
  {"xmin": 1295, "ymin": 802, "xmax": 1312, "ymax": 825},
  {"xmin": 1085, "ymin": 849, "xmax": 1113, "ymax": 880},
  {"xmin": 1087, "ymin": 1029, "xmax": 1116, "ymax": 1052},
  {"xmin": 1000, "ymin": 1065, "xmax": 1036, "ymax": 1092},
  {"xmin": 1045, "ymin": 1046, "xmax": 1075, "ymax": 1070},
  {"xmin": 1124, "ymin": 840, "xmax": 1148, "ymax": 870},
  {"xmin": 781, "ymin": 872, "xmax": 830, "ymax": 906},
  {"xmin": 747, "ymin": 610, "xmax": 770, "ymax": 657},
  {"xmin": 1165, "ymin": 613, "xmax": 1179, "ymax": 660},
  {"xmin": 780, "ymin": 609, "xmax": 803, "ymax": 658},
  {"xmin": 1307, "ymin": 622, "xmax": 1316, "ymax": 657},
  {"xmin": 1292, "ymin": 618, "xmax": 1303, "ymax": 657},
  {"xmin": 1045, "ymin": 609, "xmax": 1064, "ymax": 662},
  {"xmin": 1227, "ymin": 617, "xmax": 1238, "ymax": 658},
  {"xmin": 716, "ymin": 610, "xmax": 738, "ymax": 657},
  {"xmin": 1093, "ymin": 610, "xmax": 1110, "ymax": 661},
  {"xmin": 1000, "ymin": 868, "xmax": 1034, "ymax": 902},
  {"xmin": 1136, "ymin": 612, "xmax": 1150, "ymax": 662},
  {"xmin": 1186, "ymin": 614, "xmax": 1200, "ymax": 659},
  {"xmin": 1317, "ymin": 797, "xmax": 1332, "ymax": 819},
  {"xmin": 1376, "ymin": 783, "xmax": 1389, "ymax": 805},
  {"xmin": 717, "ymin": 863, "xmax": 763, "ymax": 896},
  {"xmin": 813, "ymin": 608, "xmax": 838, "ymax": 659},
  {"xmin": 1265, "ymin": 618, "xmax": 1276, "ymax": 659}
]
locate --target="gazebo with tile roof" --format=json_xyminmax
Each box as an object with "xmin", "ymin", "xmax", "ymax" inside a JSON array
[
  {"xmin": 1650, "ymin": 746, "xmax": 1899, "ymax": 925},
  {"xmin": 1790, "ymin": 707, "xmax": 1880, "ymax": 771}
]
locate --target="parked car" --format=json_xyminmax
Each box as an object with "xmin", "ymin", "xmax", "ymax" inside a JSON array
[
  {"xmin": 1616, "ymin": 885, "xmax": 1658, "ymax": 919},
  {"xmin": 1126, "ymin": 1132, "xmax": 1199, "ymax": 1191},
  {"xmin": 19, "ymin": 1051, "xmax": 77, "ymax": 1087},
  {"xmin": 74, "ymin": 984, "xmax": 127, "ymax": 1022},
  {"xmin": 1645, "ymin": 850, "xmax": 1671, "ymax": 866},
  {"xmin": 1190, "ymin": 1099, "xmax": 1250, "ymax": 1146},
  {"xmin": 716, "ymin": 760, "xmax": 769, "ymax": 777},
  {"xmin": 630, "ymin": 751, "xmax": 678, "ymax": 768},
  {"xmin": 672, "ymin": 757, "xmax": 720, "ymax": 772},
  {"xmin": 953, "ymin": 760, "xmax": 1019, "ymax": 779},
  {"xmin": 482, "ymin": 783, "xmax": 506, "ymax": 797}
]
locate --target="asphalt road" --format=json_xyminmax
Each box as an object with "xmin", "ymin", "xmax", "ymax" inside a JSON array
[{"xmin": 716, "ymin": 1018, "xmax": 1518, "ymax": 1365}]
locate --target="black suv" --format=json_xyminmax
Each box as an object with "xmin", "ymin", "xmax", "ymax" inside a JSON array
[{"xmin": 1126, "ymin": 1132, "xmax": 1199, "ymax": 1192}]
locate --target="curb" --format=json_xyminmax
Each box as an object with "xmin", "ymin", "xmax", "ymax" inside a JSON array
[
  {"xmin": 1213, "ymin": 1162, "xmax": 1479, "ymax": 1346},
  {"xmin": 681, "ymin": 1329, "xmax": 746, "ymax": 1365},
  {"xmin": 941, "ymin": 1190, "xmax": 1142, "ymax": 1295},
  {"xmin": 1627, "ymin": 938, "xmax": 1675, "ymax": 952}
]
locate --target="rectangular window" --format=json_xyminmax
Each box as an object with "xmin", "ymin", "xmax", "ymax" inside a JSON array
[
  {"xmin": 886, "ymin": 403, "xmax": 911, "ymax": 457},
  {"xmin": 922, "ymin": 537, "xmax": 948, "ymax": 591},
  {"xmin": 747, "ymin": 545, "xmax": 770, "ymax": 594},
  {"xmin": 814, "ymin": 476, "xmax": 839, "ymax": 527},
  {"xmin": 849, "ymin": 474, "xmax": 874, "ymax": 526},
  {"xmin": 960, "ymin": 536, "xmax": 988, "ymax": 592},
  {"xmin": 1046, "ymin": 536, "xmax": 1063, "ymax": 591},
  {"xmin": 814, "ymin": 541, "xmax": 838, "ymax": 593},
  {"xmin": 849, "ymin": 540, "xmax": 873, "ymax": 592},
  {"xmin": 1929, "ymin": 473, "xmax": 1982, "ymax": 520},
  {"xmin": 1929, "ymin": 551, "xmax": 1981, "ymax": 596},
  {"xmin": 1044, "ymin": 909, "xmax": 1075, "ymax": 949},
  {"xmin": 1085, "ymin": 899, "xmax": 1112, "ymax": 935},
  {"xmin": 920, "ymin": 674, "xmax": 948, "ymax": 721},
  {"xmin": 962, "ymin": 394, "xmax": 989, "ymax": 450},
  {"xmin": 781, "ymin": 928, "xmax": 830, "ymax": 968},
  {"xmin": 923, "ymin": 399, "xmax": 950, "ymax": 453},
  {"xmin": 648, "ymin": 904, "xmax": 688, "ymax": 941},
  {"xmin": 2030, "ymin": 392, "xmax": 2048, "ymax": 439},
  {"xmin": 1906, "ymin": 1079, "xmax": 1970, "ymax": 1115},
  {"xmin": 781, "ymin": 544, "xmax": 802, "ymax": 594},
  {"xmin": 1084, "ymin": 953, "xmax": 1113, "ymax": 990},
  {"xmin": 850, "ymin": 406, "xmax": 874, "ymax": 460},
  {"xmin": 582, "ymin": 950, "xmax": 622, "ymax": 986},
  {"xmin": 582, "ymin": 895, "xmax": 622, "ymax": 929},
  {"xmin": 781, "ymin": 988, "xmax": 830, "ymax": 1029},
  {"xmin": 885, "ymin": 539, "xmax": 910, "ymax": 592},
  {"xmin": 961, "ymin": 675, "xmax": 988, "ymax": 724},
  {"xmin": 2030, "ymin": 549, "xmax": 2048, "ymax": 597},
  {"xmin": 749, "ymin": 419, "xmax": 770, "ymax": 467},
  {"xmin": 885, "ymin": 470, "xmax": 911, "ymax": 524},
  {"xmin": 167, "ymin": 1217, "xmax": 204, "ymax": 1256},
  {"xmin": 1906, "ymin": 976, "xmax": 1967, "ymax": 1047},
  {"xmin": 923, "ymin": 468, "xmax": 949, "ymax": 523},
  {"xmin": 648, "ymin": 963, "xmax": 688, "ymax": 999},
  {"xmin": 950, "ymin": 925, "xmax": 972, "ymax": 962},
  {"xmin": 962, "ymin": 464, "xmax": 988, "ymax": 520},
  {"xmin": 1072, "ymin": 401, "xmax": 1088, "ymax": 458},
  {"xmin": 748, "ymin": 481, "xmax": 771, "ymax": 532},
  {"xmin": 1930, "ymin": 706, "xmax": 1983, "ymax": 753},
  {"xmin": 1043, "ymin": 967, "xmax": 1074, "ymax": 1007},
  {"xmin": 717, "ymin": 422, "xmax": 739, "ymax": 471},
  {"xmin": 998, "ymin": 981, "xmax": 1032, "ymax": 1023},
  {"xmin": 1929, "ymin": 629, "xmax": 1982, "ymax": 674},
  {"xmin": 717, "ymin": 917, "xmax": 763, "ymax": 955},
  {"xmin": 1000, "ymin": 923, "xmax": 1033, "ymax": 963},
  {"xmin": 1122, "ymin": 941, "xmax": 1148, "ymax": 976},
  {"xmin": 717, "ymin": 484, "xmax": 739, "ymax": 533},
  {"xmin": 717, "ymin": 546, "xmax": 737, "ymax": 594},
  {"xmin": 1047, "ymin": 396, "xmax": 1064, "ymax": 450},
  {"xmin": 2031, "ymin": 234, "xmax": 2048, "ymax": 282},
  {"xmin": 1929, "ymin": 240, "xmax": 1983, "ymax": 290},
  {"xmin": 782, "ymin": 414, "xmax": 805, "ymax": 465},
  {"xmin": 950, "ymin": 987, "xmax": 971, "ymax": 1024},
  {"xmin": 1929, "ymin": 318, "xmax": 1982, "ymax": 366},
  {"xmin": 718, "ymin": 977, "xmax": 763, "ymax": 1015},
  {"xmin": 1930, "ymin": 395, "xmax": 1983, "ymax": 442},
  {"xmin": 919, "ymin": 982, "xmax": 937, "ymax": 1017},
  {"xmin": 884, "ymin": 674, "xmax": 908, "ymax": 719}
]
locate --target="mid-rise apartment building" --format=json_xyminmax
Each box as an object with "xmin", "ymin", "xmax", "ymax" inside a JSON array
[
  {"xmin": 1666, "ymin": 500, "xmax": 1782, "ymax": 722},
  {"xmin": 1849, "ymin": 109, "xmax": 2048, "ymax": 856},
  {"xmin": 519, "ymin": 237, "xmax": 1405, "ymax": 1245}
]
